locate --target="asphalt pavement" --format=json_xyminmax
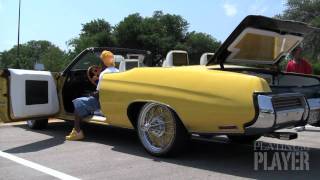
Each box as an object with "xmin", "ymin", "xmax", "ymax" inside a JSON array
[{"xmin": 0, "ymin": 120, "xmax": 320, "ymax": 180}]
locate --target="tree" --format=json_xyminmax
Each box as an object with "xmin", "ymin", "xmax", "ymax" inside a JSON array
[
  {"xmin": 69, "ymin": 11, "xmax": 220, "ymax": 65},
  {"xmin": 114, "ymin": 11, "xmax": 189, "ymax": 58},
  {"xmin": 41, "ymin": 46, "xmax": 69, "ymax": 72},
  {"xmin": 0, "ymin": 40, "xmax": 68, "ymax": 71},
  {"xmin": 0, "ymin": 50, "xmax": 18, "ymax": 69},
  {"xmin": 276, "ymin": 0, "xmax": 320, "ymax": 62},
  {"xmin": 175, "ymin": 32, "xmax": 221, "ymax": 64},
  {"xmin": 68, "ymin": 19, "xmax": 116, "ymax": 56},
  {"xmin": 114, "ymin": 13, "xmax": 144, "ymax": 49}
]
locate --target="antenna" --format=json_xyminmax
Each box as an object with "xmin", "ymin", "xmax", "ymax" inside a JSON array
[{"xmin": 16, "ymin": 0, "xmax": 21, "ymax": 68}]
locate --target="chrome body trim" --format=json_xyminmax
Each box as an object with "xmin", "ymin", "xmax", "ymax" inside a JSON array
[
  {"xmin": 250, "ymin": 95, "xmax": 275, "ymax": 129},
  {"xmin": 245, "ymin": 93, "xmax": 309, "ymax": 133},
  {"xmin": 275, "ymin": 109, "xmax": 305, "ymax": 125},
  {"xmin": 307, "ymin": 98, "xmax": 320, "ymax": 125}
]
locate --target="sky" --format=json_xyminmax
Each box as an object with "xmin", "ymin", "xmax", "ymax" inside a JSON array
[{"xmin": 0, "ymin": 0, "xmax": 287, "ymax": 52}]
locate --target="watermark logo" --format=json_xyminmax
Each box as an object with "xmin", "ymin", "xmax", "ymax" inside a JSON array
[{"xmin": 254, "ymin": 141, "xmax": 310, "ymax": 171}]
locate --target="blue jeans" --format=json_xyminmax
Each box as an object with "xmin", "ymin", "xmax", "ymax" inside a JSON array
[{"xmin": 72, "ymin": 96, "xmax": 100, "ymax": 118}]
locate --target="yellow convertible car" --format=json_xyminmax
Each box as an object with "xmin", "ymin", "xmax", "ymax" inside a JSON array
[{"xmin": 0, "ymin": 16, "xmax": 317, "ymax": 156}]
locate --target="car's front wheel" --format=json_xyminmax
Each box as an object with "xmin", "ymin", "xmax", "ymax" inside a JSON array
[
  {"xmin": 27, "ymin": 119, "xmax": 48, "ymax": 130},
  {"xmin": 137, "ymin": 103, "xmax": 189, "ymax": 157}
]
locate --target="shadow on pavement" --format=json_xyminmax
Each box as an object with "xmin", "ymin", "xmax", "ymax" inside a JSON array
[
  {"xmin": 5, "ymin": 121, "xmax": 320, "ymax": 179},
  {"xmin": 305, "ymin": 129, "xmax": 320, "ymax": 132}
]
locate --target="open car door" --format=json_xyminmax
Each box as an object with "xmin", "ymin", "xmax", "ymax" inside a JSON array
[{"xmin": 0, "ymin": 69, "xmax": 59, "ymax": 123}]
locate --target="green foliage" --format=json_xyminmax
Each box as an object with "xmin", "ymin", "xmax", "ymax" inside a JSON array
[
  {"xmin": 114, "ymin": 13, "xmax": 144, "ymax": 49},
  {"xmin": 277, "ymin": 0, "xmax": 320, "ymax": 63},
  {"xmin": 313, "ymin": 63, "xmax": 320, "ymax": 75},
  {"xmin": 176, "ymin": 32, "xmax": 221, "ymax": 64},
  {"xmin": 113, "ymin": 11, "xmax": 220, "ymax": 64},
  {"xmin": 1, "ymin": 11, "xmax": 222, "ymax": 70},
  {"xmin": 68, "ymin": 11, "xmax": 219, "ymax": 64},
  {"xmin": 68, "ymin": 19, "xmax": 116, "ymax": 56},
  {"xmin": 8, "ymin": 5, "xmax": 319, "ymax": 71},
  {"xmin": 41, "ymin": 46, "xmax": 70, "ymax": 72},
  {"xmin": 0, "ymin": 40, "xmax": 69, "ymax": 71},
  {"xmin": 114, "ymin": 11, "xmax": 190, "ymax": 57},
  {"xmin": 81, "ymin": 19, "xmax": 112, "ymax": 36}
]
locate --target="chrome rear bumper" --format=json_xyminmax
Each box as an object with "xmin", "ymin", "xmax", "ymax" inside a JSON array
[
  {"xmin": 307, "ymin": 98, "xmax": 320, "ymax": 126},
  {"xmin": 245, "ymin": 93, "xmax": 309, "ymax": 135}
]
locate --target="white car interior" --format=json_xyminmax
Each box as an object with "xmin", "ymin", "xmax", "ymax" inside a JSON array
[
  {"xmin": 127, "ymin": 54, "xmax": 145, "ymax": 64},
  {"xmin": 119, "ymin": 59, "xmax": 140, "ymax": 72},
  {"xmin": 200, "ymin": 53, "xmax": 215, "ymax": 65},
  {"xmin": 162, "ymin": 50, "xmax": 189, "ymax": 67},
  {"xmin": 114, "ymin": 55, "xmax": 125, "ymax": 69},
  {"xmin": 8, "ymin": 69, "xmax": 59, "ymax": 119}
]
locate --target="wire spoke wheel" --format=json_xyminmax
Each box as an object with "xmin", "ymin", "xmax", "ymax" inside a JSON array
[{"xmin": 137, "ymin": 103, "xmax": 177, "ymax": 155}]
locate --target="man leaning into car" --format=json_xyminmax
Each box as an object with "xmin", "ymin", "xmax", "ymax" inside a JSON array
[
  {"xmin": 286, "ymin": 46, "xmax": 312, "ymax": 74},
  {"xmin": 286, "ymin": 46, "xmax": 312, "ymax": 132},
  {"xmin": 66, "ymin": 50, "xmax": 119, "ymax": 141}
]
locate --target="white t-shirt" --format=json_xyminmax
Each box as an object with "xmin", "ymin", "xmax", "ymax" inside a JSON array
[{"xmin": 96, "ymin": 67, "xmax": 119, "ymax": 90}]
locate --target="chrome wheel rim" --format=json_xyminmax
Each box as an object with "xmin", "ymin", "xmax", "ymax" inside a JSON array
[{"xmin": 138, "ymin": 103, "xmax": 176, "ymax": 154}]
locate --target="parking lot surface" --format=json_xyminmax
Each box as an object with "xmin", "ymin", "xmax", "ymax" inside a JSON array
[{"xmin": 1, "ymin": 120, "xmax": 320, "ymax": 180}]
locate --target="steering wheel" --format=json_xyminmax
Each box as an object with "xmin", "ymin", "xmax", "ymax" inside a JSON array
[{"xmin": 87, "ymin": 65, "xmax": 102, "ymax": 86}]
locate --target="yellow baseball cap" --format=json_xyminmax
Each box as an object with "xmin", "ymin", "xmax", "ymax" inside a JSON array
[{"xmin": 100, "ymin": 50, "xmax": 114, "ymax": 59}]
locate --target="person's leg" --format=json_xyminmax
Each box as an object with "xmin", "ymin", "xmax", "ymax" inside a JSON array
[
  {"xmin": 66, "ymin": 97, "xmax": 91, "ymax": 140},
  {"xmin": 74, "ymin": 114, "xmax": 82, "ymax": 132},
  {"xmin": 66, "ymin": 96, "xmax": 100, "ymax": 141}
]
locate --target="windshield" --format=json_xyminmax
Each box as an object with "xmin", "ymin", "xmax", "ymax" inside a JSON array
[{"xmin": 71, "ymin": 52, "xmax": 102, "ymax": 70}]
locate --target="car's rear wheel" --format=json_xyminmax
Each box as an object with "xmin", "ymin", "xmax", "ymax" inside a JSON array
[
  {"xmin": 27, "ymin": 119, "xmax": 48, "ymax": 130},
  {"xmin": 137, "ymin": 103, "xmax": 189, "ymax": 157},
  {"xmin": 227, "ymin": 135, "xmax": 261, "ymax": 144}
]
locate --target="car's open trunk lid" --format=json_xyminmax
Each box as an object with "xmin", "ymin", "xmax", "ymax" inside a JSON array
[{"xmin": 207, "ymin": 15, "xmax": 316, "ymax": 67}]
